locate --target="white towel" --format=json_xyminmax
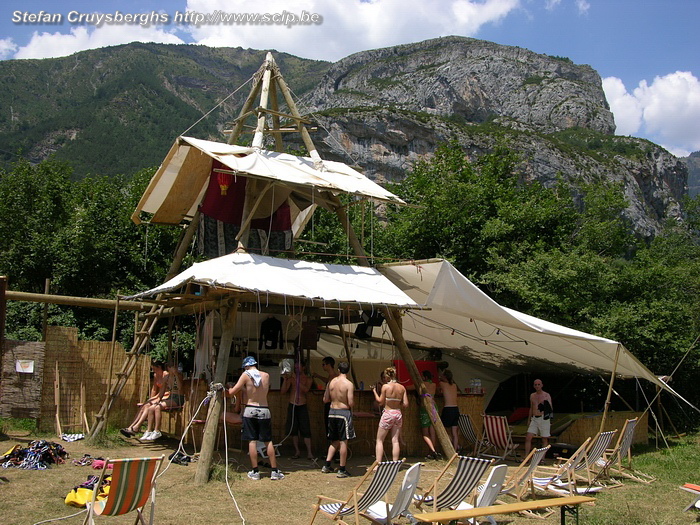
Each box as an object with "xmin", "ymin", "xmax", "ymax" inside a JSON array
[{"xmin": 245, "ymin": 369, "xmax": 262, "ymax": 387}]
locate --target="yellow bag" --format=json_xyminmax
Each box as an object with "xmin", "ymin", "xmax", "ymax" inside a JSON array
[{"xmin": 64, "ymin": 478, "xmax": 110, "ymax": 507}]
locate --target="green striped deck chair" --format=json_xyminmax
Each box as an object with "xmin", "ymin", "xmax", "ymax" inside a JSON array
[{"xmin": 82, "ymin": 455, "xmax": 165, "ymax": 525}]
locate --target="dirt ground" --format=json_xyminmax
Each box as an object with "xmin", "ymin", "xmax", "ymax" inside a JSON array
[{"xmin": 0, "ymin": 429, "xmax": 672, "ymax": 525}]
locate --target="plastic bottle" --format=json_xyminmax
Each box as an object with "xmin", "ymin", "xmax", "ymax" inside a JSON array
[{"xmin": 360, "ymin": 381, "xmax": 364, "ymax": 390}]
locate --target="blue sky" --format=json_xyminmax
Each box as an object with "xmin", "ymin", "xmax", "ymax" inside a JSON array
[{"xmin": 1, "ymin": 0, "xmax": 698, "ymax": 156}]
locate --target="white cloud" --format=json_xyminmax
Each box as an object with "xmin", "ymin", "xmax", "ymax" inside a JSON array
[
  {"xmin": 604, "ymin": 72, "xmax": 700, "ymax": 157},
  {"xmin": 575, "ymin": 0, "xmax": 590, "ymax": 14},
  {"xmin": 602, "ymin": 76, "xmax": 642, "ymax": 136},
  {"xmin": 13, "ymin": 24, "xmax": 185, "ymax": 60},
  {"xmin": 0, "ymin": 38, "xmax": 18, "ymax": 60},
  {"xmin": 183, "ymin": 0, "xmax": 521, "ymax": 61}
]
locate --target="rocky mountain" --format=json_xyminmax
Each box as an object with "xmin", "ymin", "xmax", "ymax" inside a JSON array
[
  {"xmin": 0, "ymin": 37, "xmax": 689, "ymax": 237},
  {"xmin": 290, "ymin": 37, "xmax": 687, "ymax": 237}
]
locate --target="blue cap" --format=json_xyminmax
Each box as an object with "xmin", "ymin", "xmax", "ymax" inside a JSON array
[{"xmin": 242, "ymin": 356, "xmax": 257, "ymax": 368}]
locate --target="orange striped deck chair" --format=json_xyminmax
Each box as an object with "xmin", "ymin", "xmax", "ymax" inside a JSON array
[{"xmin": 82, "ymin": 455, "xmax": 165, "ymax": 525}]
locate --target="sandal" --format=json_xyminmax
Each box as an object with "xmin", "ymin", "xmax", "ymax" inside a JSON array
[
  {"xmin": 291, "ymin": 454, "xmax": 300, "ymax": 459},
  {"xmin": 120, "ymin": 428, "xmax": 135, "ymax": 438}
]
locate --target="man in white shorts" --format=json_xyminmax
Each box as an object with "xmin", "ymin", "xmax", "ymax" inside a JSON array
[{"xmin": 525, "ymin": 379, "xmax": 553, "ymax": 455}]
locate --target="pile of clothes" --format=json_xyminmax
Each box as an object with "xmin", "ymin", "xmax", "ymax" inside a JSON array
[{"xmin": 1, "ymin": 440, "xmax": 69, "ymax": 470}]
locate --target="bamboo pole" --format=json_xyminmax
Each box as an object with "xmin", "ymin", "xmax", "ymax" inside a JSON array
[
  {"xmin": 101, "ymin": 292, "xmax": 121, "ymax": 433},
  {"xmin": 54, "ymin": 361, "xmax": 62, "ymax": 436},
  {"xmin": 599, "ymin": 343, "xmax": 621, "ymax": 435},
  {"xmin": 251, "ymin": 53, "xmax": 273, "ymax": 150},
  {"xmin": 195, "ymin": 300, "xmax": 239, "ymax": 484},
  {"xmin": 4, "ymin": 290, "xmax": 149, "ymax": 311},
  {"xmin": 42, "ymin": 278, "xmax": 50, "ymax": 341}
]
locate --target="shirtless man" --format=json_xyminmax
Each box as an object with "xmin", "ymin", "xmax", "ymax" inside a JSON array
[
  {"xmin": 281, "ymin": 360, "xmax": 314, "ymax": 459},
  {"xmin": 373, "ymin": 366, "xmax": 408, "ymax": 462},
  {"xmin": 439, "ymin": 369, "xmax": 461, "ymax": 451},
  {"xmin": 230, "ymin": 356, "xmax": 284, "ymax": 480},
  {"xmin": 321, "ymin": 361, "xmax": 355, "ymax": 478},
  {"xmin": 525, "ymin": 378, "xmax": 553, "ymax": 455},
  {"xmin": 313, "ymin": 356, "xmax": 338, "ymax": 436}
]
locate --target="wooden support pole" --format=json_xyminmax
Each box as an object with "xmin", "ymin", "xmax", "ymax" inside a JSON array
[
  {"xmin": 252, "ymin": 53, "xmax": 273, "ymax": 150},
  {"xmin": 599, "ymin": 343, "xmax": 621, "ymax": 435},
  {"xmin": 383, "ymin": 307, "xmax": 455, "ymax": 457},
  {"xmin": 227, "ymin": 67, "xmax": 265, "ymax": 145},
  {"xmin": 42, "ymin": 278, "xmax": 50, "ymax": 341},
  {"xmin": 0, "ymin": 276, "xmax": 6, "ymax": 362},
  {"xmin": 54, "ymin": 361, "xmax": 62, "ymax": 436},
  {"xmin": 99, "ymin": 292, "xmax": 121, "ymax": 437},
  {"xmin": 195, "ymin": 301, "xmax": 239, "ymax": 484}
]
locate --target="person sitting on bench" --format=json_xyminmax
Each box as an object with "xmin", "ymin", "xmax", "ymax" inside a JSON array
[{"xmin": 120, "ymin": 359, "xmax": 169, "ymax": 440}]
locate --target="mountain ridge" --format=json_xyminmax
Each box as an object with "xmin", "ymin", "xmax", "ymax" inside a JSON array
[{"xmin": 0, "ymin": 37, "xmax": 690, "ymax": 237}]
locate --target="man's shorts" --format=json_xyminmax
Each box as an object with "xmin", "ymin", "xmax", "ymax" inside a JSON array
[
  {"xmin": 527, "ymin": 416, "xmax": 551, "ymax": 437},
  {"xmin": 327, "ymin": 408, "xmax": 356, "ymax": 441},
  {"xmin": 379, "ymin": 408, "xmax": 403, "ymax": 430},
  {"xmin": 286, "ymin": 403, "xmax": 312, "ymax": 438},
  {"xmin": 242, "ymin": 405, "xmax": 273, "ymax": 442},
  {"xmin": 440, "ymin": 406, "xmax": 460, "ymax": 427}
]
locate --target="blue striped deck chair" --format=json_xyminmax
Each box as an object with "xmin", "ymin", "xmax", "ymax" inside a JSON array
[
  {"xmin": 310, "ymin": 459, "xmax": 404, "ymax": 525},
  {"xmin": 414, "ymin": 455, "xmax": 493, "ymax": 513}
]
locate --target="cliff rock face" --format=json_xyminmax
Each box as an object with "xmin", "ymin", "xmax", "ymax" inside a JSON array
[
  {"xmin": 293, "ymin": 37, "xmax": 686, "ymax": 237},
  {"xmin": 681, "ymin": 151, "xmax": 700, "ymax": 197},
  {"xmin": 306, "ymin": 37, "xmax": 615, "ymax": 135}
]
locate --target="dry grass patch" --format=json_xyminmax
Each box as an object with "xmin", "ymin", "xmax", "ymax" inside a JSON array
[{"xmin": 1, "ymin": 430, "xmax": 697, "ymax": 525}]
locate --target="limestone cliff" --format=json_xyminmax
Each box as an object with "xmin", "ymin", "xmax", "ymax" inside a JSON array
[{"xmin": 292, "ymin": 37, "xmax": 687, "ymax": 237}]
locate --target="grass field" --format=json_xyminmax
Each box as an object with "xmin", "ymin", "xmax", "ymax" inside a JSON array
[{"xmin": 1, "ymin": 424, "xmax": 698, "ymax": 525}]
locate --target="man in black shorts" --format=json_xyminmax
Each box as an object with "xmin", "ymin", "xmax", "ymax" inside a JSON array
[
  {"xmin": 322, "ymin": 361, "xmax": 355, "ymax": 478},
  {"xmin": 230, "ymin": 356, "xmax": 284, "ymax": 480}
]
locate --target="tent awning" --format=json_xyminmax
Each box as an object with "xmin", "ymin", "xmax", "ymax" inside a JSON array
[
  {"xmin": 378, "ymin": 259, "xmax": 689, "ymax": 401},
  {"xmin": 131, "ymin": 136, "xmax": 405, "ymax": 225},
  {"xmin": 126, "ymin": 252, "xmax": 420, "ymax": 310}
]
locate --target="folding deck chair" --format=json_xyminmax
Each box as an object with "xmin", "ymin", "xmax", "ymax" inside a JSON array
[
  {"xmin": 310, "ymin": 459, "xmax": 404, "ymax": 525},
  {"xmin": 480, "ymin": 415, "xmax": 519, "ymax": 461},
  {"xmin": 413, "ymin": 455, "xmax": 493, "ymax": 513},
  {"xmin": 454, "ymin": 464, "xmax": 508, "ymax": 525},
  {"xmin": 499, "ymin": 445, "xmax": 550, "ymax": 502},
  {"xmin": 458, "ymin": 414, "xmax": 488, "ymax": 457},
  {"xmin": 680, "ymin": 483, "xmax": 700, "ymax": 512},
  {"xmin": 561, "ymin": 430, "xmax": 616, "ymax": 493},
  {"xmin": 594, "ymin": 418, "xmax": 655, "ymax": 485},
  {"xmin": 361, "ymin": 462, "xmax": 421, "ymax": 525},
  {"xmin": 82, "ymin": 454, "xmax": 165, "ymax": 525},
  {"xmin": 532, "ymin": 437, "xmax": 596, "ymax": 497}
]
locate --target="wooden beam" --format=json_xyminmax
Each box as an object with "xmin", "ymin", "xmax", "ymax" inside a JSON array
[
  {"xmin": 383, "ymin": 307, "xmax": 455, "ymax": 457},
  {"xmin": 195, "ymin": 301, "xmax": 239, "ymax": 484},
  {"xmin": 5, "ymin": 290, "xmax": 151, "ymax": 311}
]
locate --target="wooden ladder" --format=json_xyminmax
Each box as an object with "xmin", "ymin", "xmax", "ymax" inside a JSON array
[{"xmin": 89, "ymin": 303, "xmax": 165, "ymax": 437}]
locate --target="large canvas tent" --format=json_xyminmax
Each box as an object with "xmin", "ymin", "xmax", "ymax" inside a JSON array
[{"xmin": 377, "ymin": 259, "xmax": 691, "ymax": 406}]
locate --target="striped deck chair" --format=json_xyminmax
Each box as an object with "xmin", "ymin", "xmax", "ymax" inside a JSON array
[
  {"xmin": 499, "ymin": 445, "xmax": 550, "ymax": 501},
  {"xmin": 532, "ymin": 438, "xmax": 594, "ymax": 497},
  {"xmin": 455, "ymin": 464, "xmax": 508, "ymax": 525},
  {"xmin": 361, "ymin": 462, "xmax": 421, "ymax": 525},
  {"xmin": 310, "ymin": 459, "xmax": 403, "ymax": 525},
  {"xmin": 480, "ymin": 415, "xmax": 519, "ymax": 461},
  {"xmin": 82, "ymin": 454, "xmax": 165, "ymax": 525},
  {"xmin": 559, "ymin": 430, "xmax": 616, "ymax": 492},
  {"xmin": 413, "ymin": 455, "xmax": 494, "ymax": 513},
  {"xmin": 458, "ymin": 414, "xmax": 488, "ymax": 456},
  {"xmin": 595, "ymin": 418, "xmax": 655, "ymax": 485}
]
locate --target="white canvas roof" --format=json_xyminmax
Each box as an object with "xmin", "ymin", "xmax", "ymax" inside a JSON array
[
  {"xmin": 378, "ymin": 259, "xmax": 689, "ymax": 401},
  {"xmin": 132, "ymin": 136, "xmax": 404, "ymax": 225},
  {"xmin": 126, "ymin": 252, "xmax": 420, "ymax": 309}
]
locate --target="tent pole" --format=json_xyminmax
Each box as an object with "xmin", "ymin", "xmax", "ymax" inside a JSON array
[
  {"xmin": 383, "ymin": 307, "xmax": 456, "ymax": 457},
  {"xmin": 195, "ymin": 300, "xmax": 239, "ymax": 484},
  {"xmin": 599, "ymin": 343, "xmax": 621, "ymax": 435}
]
